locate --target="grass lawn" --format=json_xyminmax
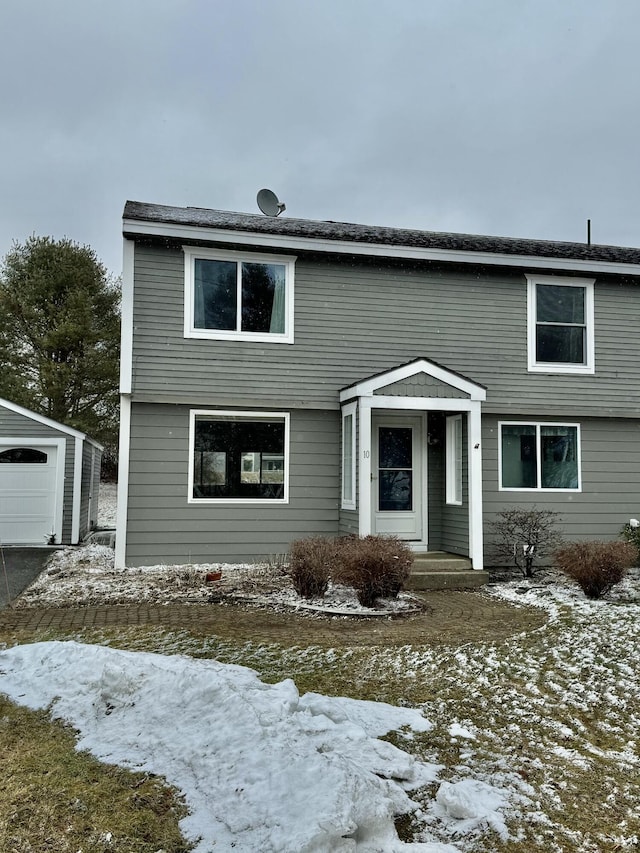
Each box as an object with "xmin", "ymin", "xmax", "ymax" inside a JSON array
[{"xmin": 1, "ymin": 572, "xmax": 639, "ymax": 851}]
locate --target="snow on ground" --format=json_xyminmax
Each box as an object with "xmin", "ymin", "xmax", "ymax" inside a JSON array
[
  {"xmin": 0, "ymin": 640, "xmax": 464, "ymax": 853},
  {"xmin": 16, "ymin": 544, "xmax": 422, "ymax": 615},
  {"xmin": 97, "ymin": 480, "xmax": 117, "ymax": 527},
  {"xmin": 5, "ymin": 530, "xmax": 640, "ymax": 849}
]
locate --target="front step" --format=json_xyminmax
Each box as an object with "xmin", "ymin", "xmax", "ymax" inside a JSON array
[{"xmin": 407, "ymin": 552, "xmax": 489, "ymax": 591}]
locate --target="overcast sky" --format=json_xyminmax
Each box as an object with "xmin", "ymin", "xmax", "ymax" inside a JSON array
[{"xmin": 1, "ymin": 0, "xmax": 639, "ymax": 277}]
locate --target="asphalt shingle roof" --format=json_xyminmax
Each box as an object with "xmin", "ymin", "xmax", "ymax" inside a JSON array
[{"xmin": 123, "ymin": 200, "xmax": 640, "ymax": 265}]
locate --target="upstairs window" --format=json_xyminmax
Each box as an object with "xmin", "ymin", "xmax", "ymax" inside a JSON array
[
  {"xmin": 184, "ymin": 247, "xmax": 295, "ymax": 343},
  {"xmin": 526, "ymin": 275, "xmax": 594, "ymax": 374}
]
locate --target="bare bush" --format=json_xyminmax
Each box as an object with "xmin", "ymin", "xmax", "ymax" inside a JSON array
[
  {"xmin": 335, "ymin": 536, "xmax": 413, "ymax": 608},
  {"xmin": 620, "ymin": 521, "xmax": 640, "ymax": 566},
  {"xmin": 288, "ymin": 537, "xmax": 335, "ymax": 599},
  {"xmin": 489, "ymin": 507, "xmax": 563, "ymax": 577},
  {"xmin": 554, "ymin": 541, "xmax": 636, "ymax": 599}
]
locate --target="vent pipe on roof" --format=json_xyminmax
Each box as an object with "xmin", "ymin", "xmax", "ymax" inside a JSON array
[{"xmin": 587, "ymin": 219, "xmax": 591, "ymax": 245}]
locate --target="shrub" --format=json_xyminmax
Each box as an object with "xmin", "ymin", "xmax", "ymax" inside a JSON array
[
  {"xmin": 620, "ymin": 520, "xmax": 640, "ymax": 565},
  {"xmin": 553, "ymin": 540, "xmax": 636, "ymax": 599},
  {"xmin": 335, "ymin": 535, "xmax": 413, "ymax": 608},
  {"xmin": 288, "ymin": 536, "xmax": 335, "ymax": 598},
  {"xmin": 489, "ymin": 507, "xmax": 563, "ymax": 577}
]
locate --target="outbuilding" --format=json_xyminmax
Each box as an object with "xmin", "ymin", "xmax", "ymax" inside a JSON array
[{"xmin": 0, "ymin": 398, "xmax": 102, "ymax": 545}]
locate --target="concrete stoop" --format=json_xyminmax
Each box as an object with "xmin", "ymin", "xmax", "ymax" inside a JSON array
[{"xmin": 407, "ymin": 552, "xmax": 489, "ymax": 591}]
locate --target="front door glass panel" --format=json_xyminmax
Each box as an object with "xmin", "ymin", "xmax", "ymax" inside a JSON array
[{"xmin": 378, "ymin": 427, "xmax": 413, "ymax": 511}]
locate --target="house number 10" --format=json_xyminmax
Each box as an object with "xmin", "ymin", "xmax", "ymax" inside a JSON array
[{"xmin": 363, "ymin": 450, "xmax": 370, "ymax": 458}]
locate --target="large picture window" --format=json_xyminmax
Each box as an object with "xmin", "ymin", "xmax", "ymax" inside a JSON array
[
  {"xmin": 184, "ymin": 247, "xmax": 295, "ymax": 343},
  {"xmin": 190, "ymin": 411, "xmax": 289, "ymax": 502},
  {"xmin": 500, "ymin": 422, "xmax": 580, "ymax": 491},
  {"xmin": 527, "ymin": 275, "xmax": 594, "ymax": 374}
]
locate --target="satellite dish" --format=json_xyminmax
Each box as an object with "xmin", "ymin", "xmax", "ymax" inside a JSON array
[{"xmin": 257, "ymin": 188, "xmax": 286, "ymax": 217}]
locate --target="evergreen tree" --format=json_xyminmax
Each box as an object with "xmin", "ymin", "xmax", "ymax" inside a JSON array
[{"xmin": 0, "ymin": 236, "xmax": 120, "ymax": 461}]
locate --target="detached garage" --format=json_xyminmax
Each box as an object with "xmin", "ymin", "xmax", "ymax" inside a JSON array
[{"xmin": 0, "ymin": 398, "xmax": 103, "ymax": 545}]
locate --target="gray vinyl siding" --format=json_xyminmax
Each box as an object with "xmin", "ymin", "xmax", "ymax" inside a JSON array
[
  {"xmin": 376, "ymin": 375, "xmax": 469, "ymax": 398},
  {"xmin": 427, "ymin": 430, "xmax": 443, "ymax": 550},
  {"xmin": 440, "ymin": 416, "xmax": 469, "ymax": 556},
  {"xmin": 91, "ymin": 450, "xmax": 101, "ymax": 529},
  {"xmin": 79, "ymin": 443, "xmax": 101, "ymax": 538},
  {"xmin": 482, "ymin": 415, "xmax": 640, "ymax": 561},
  {"xmin": 0, "ymin": 406, "xmax": 75, "ymax": 544},
  {"xmin": 131, "ymin": 243, "xmax": 640, "ymax": 418},
  {"xmin": 125, "ymin": 403, "xmax": 340, "ymax": 565},
  {"xmin": 338, "ymin": 510, "xmax": 358, "ymax": 536}
]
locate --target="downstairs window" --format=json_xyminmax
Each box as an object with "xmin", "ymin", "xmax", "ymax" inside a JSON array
[
  {"xmin": 500, "ymin": 422, "xmax": 580, "ymax": 491},
  {"xmin": 190, "ymin": 411, "xmax": 289, "ymax": 502}
]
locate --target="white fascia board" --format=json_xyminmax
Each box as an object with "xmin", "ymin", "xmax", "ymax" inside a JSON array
[
  {"xmin": 339, "ymin": 359, "xmax": 486, "ymax": 403},
  {"xmin": 120, "ymin": 238, "xmax": 135, "ymax": 394},
  {"xmin": 363, "ymin": 396, "xmax": 478, "ymax": 412},
  {"xmin": 123, "ymin": 218, "xmax": 640, "ymax": 278},
  {"xmin": 0, "ymin": 397, "xmax": 86, "ymax": 440}
]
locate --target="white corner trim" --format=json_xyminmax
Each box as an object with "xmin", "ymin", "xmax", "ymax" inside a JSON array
[
  {"xmin": 339, "ymin": 359, "xmax": 486, "ymax": 403},
  {"xmin": 468, "ymin": 405, "xmax": 484, "ymax": 570},
  {"xmin": 71, "ymin": 436, "xmax": 83, "ymax": 543},
  {"xmin": 115, "ymin": 395, "xmax": 131, "ymax": 568},
  {"xmin": 120, "ymin": 238, "xmax": 135, "ymax": 394},
  {"xmin": 123, "ymin": 218, "xmax": 640, "ymax": 277}
]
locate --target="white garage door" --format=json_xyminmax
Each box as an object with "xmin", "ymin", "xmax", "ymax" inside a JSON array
[{"xmin": 0, "ymin": 444, "xmax": 59, "ymax": 544}]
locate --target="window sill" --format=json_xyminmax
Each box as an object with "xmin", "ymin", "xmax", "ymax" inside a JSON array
[
  {"xmin": 499, "ymin": 487, "xmax": 581, "ymax": 493},
  {"xmin": 186, "ymin": 329, "xmax": 294, "ymax": 344},
  {"xmin": 188, "ymin": 497, "xmax": 289, "ymax": 505},
  {"xmin": 528, "ymin": 363, "xmax": 594, "ymax": 375}
]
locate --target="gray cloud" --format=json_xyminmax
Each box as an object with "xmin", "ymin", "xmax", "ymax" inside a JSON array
[{"xmin": 1, "ymin": 0, "xmax": 639, "ymax": 275}]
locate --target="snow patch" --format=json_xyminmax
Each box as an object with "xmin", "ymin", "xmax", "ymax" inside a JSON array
[
  {"xmin": 433, "ymin": 779, "xmax": 509, "ymax": 839},
  {"xmin": 0, "ymin": 641, "xmax": 446, "ymax": 853}
]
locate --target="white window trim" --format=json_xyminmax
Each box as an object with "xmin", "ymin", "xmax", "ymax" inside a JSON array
[
  {"xmin": 341, "ymin": 401, "xmax": 357, "ymax": 510},
  {"xmin": 498, "ymin": 421, "xmax": 582, "ymax": 492},
  {"xmin": 526, "ymin": 274, "xmax": 595, "ymax": 374},
  {"xmin": 188, "ymin": 409, "xmax": 290, "ymax": 504},
  {"xmin": 183, "ymin": 246, "xmax": 295, "ymax": 344},
  {"xmin": 445, "ymin": 414, "xmax": 463, "ymax": 505}
]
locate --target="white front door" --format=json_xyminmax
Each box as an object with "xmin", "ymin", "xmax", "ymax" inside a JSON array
[{"xmin": 372, "ymin": 416, "xmax": 424, "ymax": 541}]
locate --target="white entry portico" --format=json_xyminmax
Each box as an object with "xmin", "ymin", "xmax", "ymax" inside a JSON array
[{"xmin": 339, "ymin": 358, "xmax": 486, "ymax": 570}]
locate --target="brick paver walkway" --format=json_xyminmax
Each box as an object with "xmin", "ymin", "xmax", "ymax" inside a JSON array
[{"xmin": 0, "ymin": 591, "xmax": 546, "ymax": 648}]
